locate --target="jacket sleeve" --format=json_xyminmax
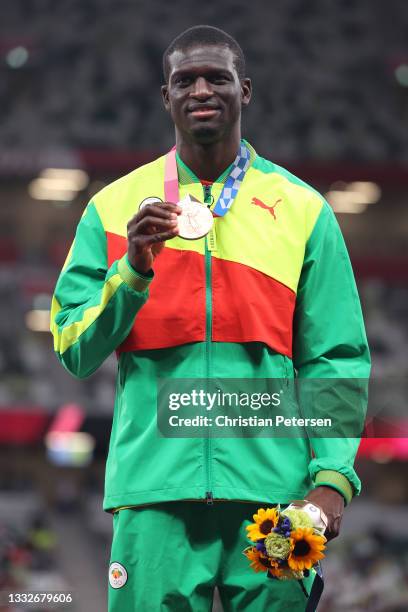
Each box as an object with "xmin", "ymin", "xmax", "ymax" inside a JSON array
[
  {"xmin": 50, "ymin": 201, "xmax": 153, "ymax": 378},
  {"xmin": 293, "ymin": 199, "xmax": 371, "ymax": 504}
]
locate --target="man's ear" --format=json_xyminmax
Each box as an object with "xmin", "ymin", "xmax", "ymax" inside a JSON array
[
  {"xmin": 161, "ymin": 84, "xmax": 170, "ymax": 112},
  {"xmin": 241, "ymin": 77, "xmax": 252, "ymax": 107}
]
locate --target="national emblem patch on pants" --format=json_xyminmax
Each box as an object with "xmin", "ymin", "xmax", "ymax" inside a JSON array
[{"xmin": 109, "ymin": 562, "xmax": 128, "ymax": 589}]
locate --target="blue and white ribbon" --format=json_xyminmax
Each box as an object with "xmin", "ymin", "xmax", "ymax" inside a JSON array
[{"xmin": 213, "ymin": 142, "xmax": 251, "ymax": 217}]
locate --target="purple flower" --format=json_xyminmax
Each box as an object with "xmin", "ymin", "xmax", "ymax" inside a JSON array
[
  {"xmin": 273, "ymin": 516, "xmax": 292, "ymax": 538},
  {"xmin": 256, "ymin": 540, "xmax": 267, "ymax": 555}
]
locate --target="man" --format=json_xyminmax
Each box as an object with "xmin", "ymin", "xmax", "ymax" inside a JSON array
[{"xmin": 51, "ymin": 25, "xmax": 370, "ymax": 611}]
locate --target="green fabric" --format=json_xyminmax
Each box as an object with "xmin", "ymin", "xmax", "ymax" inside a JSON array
[
  {"xmin": 108, "ymin": 502, "xmax": 315, "ymax": 612},
  {"xmin": 314, "ymin": 470, "xmax": 353, "ymax": 505},
  {"xmin": 293, "ymin": 202, "xmax": 371, "ymax": 497},
  {"xmin": 104, "ymin": 344, "xmax": 313, "ymax": 510},
  {"xmin": 53, "ymin": 202, "xmax": 109, "ymax": 328},
  {"xmin": 117, "ymin": 255, "xmax": 153, "ymax": 292},
  {"xmin": 52, "ymin": 203, "xmax": 150, "ymax": 378},
  {"xmin": 293, "ymin": 202, "xmax": 370, "ymax": 377}
]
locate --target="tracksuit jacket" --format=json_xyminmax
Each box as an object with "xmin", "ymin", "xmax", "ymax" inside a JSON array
[{"xmin": 50, "ymin": 141, "xmax": 371, "ymax": 512}]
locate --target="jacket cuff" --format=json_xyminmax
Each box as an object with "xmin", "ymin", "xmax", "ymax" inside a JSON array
[
  {"xmin": 314, "ymin": 470, "xmax": 353, "ymax": 505},
  {"xmin": 117, "ymin": 256, "xmax": 153, "ymax": 293}
]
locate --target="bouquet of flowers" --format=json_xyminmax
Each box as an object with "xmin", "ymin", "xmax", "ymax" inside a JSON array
[{"xmin": 244, "ymin": 503, "xmax": 326, "ymax": 580}]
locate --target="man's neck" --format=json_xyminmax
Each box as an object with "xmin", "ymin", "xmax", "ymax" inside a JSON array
[{"xmin": 176, "ymin": 132, "xmax": 241, "ymax": 182}]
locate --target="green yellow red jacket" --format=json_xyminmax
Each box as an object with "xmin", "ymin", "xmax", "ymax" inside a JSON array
[{"xmin": 50, "ymin": 141, "xmax": 370, "ymax": 512}]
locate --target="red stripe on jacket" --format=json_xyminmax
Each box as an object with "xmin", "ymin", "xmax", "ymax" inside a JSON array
[
  {"xmin": 212, "ymin": 257, "xmax": 294, "ymax": 358},
  {"xmin": 107, "ymin": 233, "xmax": 206, "ymax": 350},
  {"xmin": 107, "ymin": 232, "xmax": 294, "ymax": 356}
]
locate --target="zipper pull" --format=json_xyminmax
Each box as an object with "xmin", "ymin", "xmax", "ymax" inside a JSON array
[
  {"xmin": 205, "ymin": 491, "xmax": 214, "ymax": 505},
  {"xmin": 203, "ymin": 184, "xmax": 212, "ymax": 205}
]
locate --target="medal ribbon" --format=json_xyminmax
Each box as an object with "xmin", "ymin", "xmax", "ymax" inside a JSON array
[
  {"xmin": 163, "ymin": 145, "xmax": 179, "ymax": 204},
  {"xmin": 164, "ymin": 141, "xmax": 251, "ymax": 217}
]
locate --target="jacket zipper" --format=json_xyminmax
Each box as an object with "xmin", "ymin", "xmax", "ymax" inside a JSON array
[{"xmin": 203, "ymin": 183, "xmax": 213, "ymax": 505}]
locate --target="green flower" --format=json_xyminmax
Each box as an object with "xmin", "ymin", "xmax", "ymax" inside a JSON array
[
  {"xmin": 264, "ymin": 532, "xmax": 291, "ymax": 559},
  {"xmin": 281, "ymin": 509, "xmax": 313, "ymax": 530}
]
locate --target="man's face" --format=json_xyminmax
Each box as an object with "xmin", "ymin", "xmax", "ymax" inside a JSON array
[{"xmin": 162, "ymin": 44, "xmax": 251, "ymax": 144}]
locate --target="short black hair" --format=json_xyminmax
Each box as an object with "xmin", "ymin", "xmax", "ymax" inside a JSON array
[{"xmin": 163, "ymin": 25, "xmax": 246, "ymax": 82}]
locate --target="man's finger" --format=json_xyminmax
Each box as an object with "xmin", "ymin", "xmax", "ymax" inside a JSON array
[
  {"xmin": 128, "ymin": 216, "xmax": 178, "ymax": 237},
  {"xmin": 130, "ymin": 228, "xmax": 179, "ymax": 251},
  {"xmin": 137, "ymin": 202, "xmax": 182, "ymax": 218},
  {"xmin": 145, "ymin": 228, "xmax": 179, "ymax": 244},
  {"xmin": 127, "ymin": 203, "xmax": 181, "ymax": 229},
  {"xmin": 325, "ymin": 515, "xmax": 342, "ymax": 541}
]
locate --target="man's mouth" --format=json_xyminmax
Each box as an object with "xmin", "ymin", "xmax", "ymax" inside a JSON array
[{"xmin": 188, "ymin": 106, "xmax": 221, "ymax": 119}]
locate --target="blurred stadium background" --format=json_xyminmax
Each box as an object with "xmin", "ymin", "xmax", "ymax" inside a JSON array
[{"xmin": 1, "ymin": 1, "xmax": 408, "ymax": 611}]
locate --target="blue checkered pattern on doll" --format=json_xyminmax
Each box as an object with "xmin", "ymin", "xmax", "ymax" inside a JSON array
[{"xmin": 213, "ymin": 143, "xmax": 251, "ymax": 217}]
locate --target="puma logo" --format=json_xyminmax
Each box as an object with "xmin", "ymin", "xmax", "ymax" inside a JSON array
[{"xmin": 251, "ymin": 197, "xmax": 282, "ymax": 220}]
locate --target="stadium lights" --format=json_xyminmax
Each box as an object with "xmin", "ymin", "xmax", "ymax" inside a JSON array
[
  {"xmin": 28, "ymin": 168, "xmax": 89, "ymax": 202},
  {"xmin": 45, "ymin": 431, "xmax": 96, "ymax": 467},
  {"xmin": 25, "ymin": 309, "xmax": 51, "ymax": 332},
  {"xmin": 394, "ymin": 64, "xmax": 408, "ymax": 87},
  {"xmin": 325, "ymin": 181, "xmax": 381, "ymax": 214},
  {"xmin": 370, "ymin": 443, "xmax": 394, "ymax": 464},
  {"xmin": 6, "ymin": 46, "xmax": 29, "ymax": 69},
  {"xmin": 347, "ymin": 181, "xmax": 381, "ymax": 203},
  {"xmin": 326, "ymin": 195, "xmax": 367, "ymax": 214},
  {"xmin": 41, "ymin": 168, "xmax": 89, "ymax": 189}
]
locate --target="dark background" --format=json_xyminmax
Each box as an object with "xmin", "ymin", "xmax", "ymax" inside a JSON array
[{"xmin": 1, "ymin": 1, "xmax": 408, "ymax": 610}]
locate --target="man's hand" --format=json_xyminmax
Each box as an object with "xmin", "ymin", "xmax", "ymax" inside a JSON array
[
  {"xmin": 305, "ymin": 486, "xmax": 345, "ymax": 541},
  {"xmin": 127, "ymin": 202, "xmax": 181, "ymax": 274}
]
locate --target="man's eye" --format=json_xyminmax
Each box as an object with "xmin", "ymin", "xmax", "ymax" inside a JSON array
[
  {"xmin": 212, "ymin": 76, "xmax": 229, "ymax": 85},
  {"xmin": 176, "ymin": 77, "xmax": 191, "ymax": 86}
]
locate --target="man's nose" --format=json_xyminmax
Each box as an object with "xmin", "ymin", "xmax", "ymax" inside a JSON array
[{"xmin": 190, "ymin": 76, "xmax": 213, "ymax": 98}]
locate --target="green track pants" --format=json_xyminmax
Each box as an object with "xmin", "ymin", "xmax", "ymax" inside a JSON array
[{"xmin": 108, "ymin": 501, "xmax": 315, "ymax": 611}]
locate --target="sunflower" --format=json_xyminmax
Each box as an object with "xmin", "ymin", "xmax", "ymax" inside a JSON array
[
  {"xmin": 268, "ymin": 565, "xmax": 284, "ymax": 579},
  {"xmin": 246, "ymin": 507, "xmax": 279, "ymax": 542},
  {"xmin": 244, "ymin": 547, "xmax": 271, "ymax": 573},
  {"xmin": 287, "ymin": 528, "xmax": 326, "ymax": 571},
  {"xmin": 244, "ymin": 547, "xmax": 279, "ymax": 573}
]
